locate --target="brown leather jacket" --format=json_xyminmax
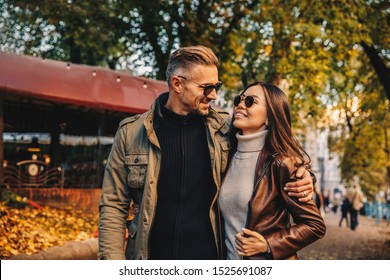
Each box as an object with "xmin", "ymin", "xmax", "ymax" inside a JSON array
[{"xmin": 245, "ymin": 153, "xmax": 326, "ymax": 260}]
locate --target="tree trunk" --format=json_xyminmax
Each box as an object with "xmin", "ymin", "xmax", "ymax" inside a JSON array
[
  {"xmin": 384, "ymin": 127, "xmax": 390, "ymax": 196},
  {"xmin": 0, "ymin": 93, "xmax": 4, "ymax": 186},
  {"xmin": 361, "ymin": 41, "xmax": 390, "ymax": 101},
  {"xmin": 69, "ymin": 37, "xmax": 81, "ymax": 64}
]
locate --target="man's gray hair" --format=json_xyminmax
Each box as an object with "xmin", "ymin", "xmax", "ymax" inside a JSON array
[{"xmin": 166, "ymin": 45, "xmax": 218, "ymax": 88}]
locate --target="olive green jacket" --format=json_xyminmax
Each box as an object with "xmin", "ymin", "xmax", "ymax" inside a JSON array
[{"xmin": 98, "ymin": 93, "xmax": 231, "ymax": 260}]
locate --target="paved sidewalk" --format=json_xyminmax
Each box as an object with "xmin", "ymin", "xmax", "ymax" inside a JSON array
[
  {"xmin": 8, "ymin": 212, "xmax": 390, "ymax": 260},
  {"xmin": 299, "ymin": 212, "xmax": 390, "ymax": 260},
  {"xmin": 10, "ymin": 238, "xmax": 98, "ymax": 260}
]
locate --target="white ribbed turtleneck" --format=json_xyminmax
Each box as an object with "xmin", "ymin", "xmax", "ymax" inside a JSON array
[{"xmin": 219, "ymin": 129, "xmax": 268, "ymax": 260}]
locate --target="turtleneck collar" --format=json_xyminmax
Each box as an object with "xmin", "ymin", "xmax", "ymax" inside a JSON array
[
  {"xmin": 160, "ymin": 103, "xmax": 204, "ymax": 126},
  {"xmin": 236, "ymin": 129, "xmax": 268, "ymax": 153}
]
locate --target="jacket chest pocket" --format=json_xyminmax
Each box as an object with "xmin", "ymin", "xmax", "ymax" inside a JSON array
[
  {"xmin": 219, "ymin": 140, "xmax": 231, "ymax": 173},
  {"xmin": 125, "ymin": 154, "xmax": 148, "ymax": 189}
]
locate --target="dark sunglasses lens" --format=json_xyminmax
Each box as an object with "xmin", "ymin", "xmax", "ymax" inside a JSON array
[
  {"xmin": 215, "ymin": 82, "xmax": 223, "ymax": 92},
  {"xmin": 244, "ymin": 96, "xmax": 254, "ymax": 107},
  {"xmin": 233, "ymin": 95, "xmax": 241, "ymax": 106},
  {"xmin": 203, "ymin": 82, "xmax": 223, "ymax": 96},
  {"xmin": 233, "ymin": 95, "xmax": 254, "ymax": 107},
  {"xmin": 203, "ymin": 86, "xmax": 214, "ymax": 96}
]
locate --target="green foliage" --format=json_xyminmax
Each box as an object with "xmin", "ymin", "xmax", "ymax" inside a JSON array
[
  {"xmin": 339, "ymin": 115, "xmax": 388, "ymax": 198},
  {"xmin": 1, "ymin": 0, "xmax": 131, "ymax": 68},
  {"xmin": 0, "ymin": 190, "xmax": 28, "ymax": 209}
]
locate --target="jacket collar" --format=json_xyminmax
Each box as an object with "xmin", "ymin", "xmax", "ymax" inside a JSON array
[
  {"xmin": 207, "ymin": 107, "xmax": 230, "ymax": 135},
  {"xmin": 144, "ymin": 92, "xmax": 229, "ymax": 135}
]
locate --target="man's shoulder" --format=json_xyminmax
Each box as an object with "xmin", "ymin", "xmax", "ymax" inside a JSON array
[
  {"xmin": 212, "ymin": 108, "xmax": 230, "ymax": 117},
  {"xmin": 209, "ymin": 107, "xmax": 231, "ymax": 128},
  {"xmin": 119, "ymin": 113, "xmax": 147, "ymax": 128}
]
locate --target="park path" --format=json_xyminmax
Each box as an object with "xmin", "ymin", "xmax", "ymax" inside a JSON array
[
  {"xmin": 299, "ymin": 212, "xmax": 390, "ymax": 260},
  {"xmin": 9, "ymin": 212, "xmax": 390, "ymax": 260}
]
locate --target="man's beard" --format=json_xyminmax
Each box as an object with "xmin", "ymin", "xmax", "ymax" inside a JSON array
[{"xmin": 181, "ymin": 95, "xmax": 210, "ymax": 116}]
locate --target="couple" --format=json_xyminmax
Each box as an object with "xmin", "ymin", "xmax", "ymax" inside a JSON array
[{"xmin": 98, "ymin": 45, "xmax": 326, "ymax": 260}]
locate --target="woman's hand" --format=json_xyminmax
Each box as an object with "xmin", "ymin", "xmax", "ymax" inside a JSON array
[{"xmin": 235, "ymin": 228, "xmax": 268, "ymax": 257}]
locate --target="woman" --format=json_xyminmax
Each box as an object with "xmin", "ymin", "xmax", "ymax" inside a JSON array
[{"xmin": 219, "ymin": 82, "xmax": 326, "ymax": 260}]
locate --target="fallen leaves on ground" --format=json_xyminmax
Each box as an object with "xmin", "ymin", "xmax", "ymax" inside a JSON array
[{"xmin": 0, "ymin": 203, "xmax": 98, "ymax": 259}]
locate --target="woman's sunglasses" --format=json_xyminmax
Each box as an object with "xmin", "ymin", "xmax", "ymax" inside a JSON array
[{"xmin": 233, "ymin": 95, "xmax": 255, "ymax": 107}]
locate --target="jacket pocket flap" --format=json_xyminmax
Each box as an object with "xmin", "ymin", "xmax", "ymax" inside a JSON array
[
  {"xmin": 125, "ymin": 154, "xmax": 148, "ymax": 166},
  {"xmin": 220, "ymin": 140, "xmax": 231, "ymax": 151}
]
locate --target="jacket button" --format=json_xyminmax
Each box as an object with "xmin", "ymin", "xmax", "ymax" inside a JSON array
[
  {"xmin": 143, "ymin": 218, "xmax": 147, "ymax": 223},
  {"xmin": 150, "ymin": 180, "xmax": 153, "ymax": 184}
]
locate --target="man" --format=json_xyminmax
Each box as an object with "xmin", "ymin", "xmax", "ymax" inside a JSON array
[
  {"xmin": 98, "ymin": 45, "xmax": 314, "ymax": 260},
  {"xmin": 346, "ymin": 185, "xmax": 365, "ymax": 230}
]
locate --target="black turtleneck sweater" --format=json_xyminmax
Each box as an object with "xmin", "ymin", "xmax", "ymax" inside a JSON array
[{"xmin": 149, "ymin": 105, "xmax": 217, "ymax": 260}]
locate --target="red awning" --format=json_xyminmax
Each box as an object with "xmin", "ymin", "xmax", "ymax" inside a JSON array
[{"xmin": 0, "ymin": 52, "xmax": 168, "ymax": 114}]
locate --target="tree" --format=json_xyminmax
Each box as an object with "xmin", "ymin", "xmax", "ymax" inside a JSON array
[
  {"xmin": 323, "ymin": 46, "xmax": 389, "ymax": 197},
  {"xmin": 2, "ymin": 0, "xmax": 130, "ymax": 68},
  {"xmin": 228, "ymin": 0, "xmax": 389, "ymax": 195},
  {"xmin": 2, "ymin": 0, "xmax": 389, "ymax": 194},
  {"xmin": 126, "ymin": 0, "xmax": 261, "ymax": 79}
]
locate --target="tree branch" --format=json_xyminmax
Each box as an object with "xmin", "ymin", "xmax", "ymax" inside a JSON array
[{"xmin": 361, "ymin": 40, "xmax": 390, "ymax": 101}]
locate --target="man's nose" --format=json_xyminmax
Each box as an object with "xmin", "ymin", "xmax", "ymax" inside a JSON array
[{"xmin": 207, "ymin": 89, "xmax": 218, "ymax": 100}]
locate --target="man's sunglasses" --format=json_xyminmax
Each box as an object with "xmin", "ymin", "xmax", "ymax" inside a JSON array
[
  {"xmin": 233, "ymin": 95, "xmax": 255, "ymax": 108},
  {"xmin": 177, "ymin": 75, "xmax": 223, "ymax": 96}
]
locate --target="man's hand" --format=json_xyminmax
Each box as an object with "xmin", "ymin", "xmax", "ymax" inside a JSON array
[{"xmin": 284, "ymin": 167, "xmax": 314, "ymax": 202}]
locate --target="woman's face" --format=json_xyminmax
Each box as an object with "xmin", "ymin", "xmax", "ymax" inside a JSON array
[{"xmin": 233, "ymin": 85, "xmax": 268, "ymax": 135}]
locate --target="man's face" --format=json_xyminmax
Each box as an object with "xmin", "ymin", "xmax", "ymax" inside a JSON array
[{"xmin": 177, "ymin": 64, "xmax": 219, "ymax": 115}]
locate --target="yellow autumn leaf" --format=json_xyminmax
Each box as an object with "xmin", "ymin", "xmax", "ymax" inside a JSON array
[{"xmin": 0, "ymin": 204, "xmax": 98, "ymax": 259}]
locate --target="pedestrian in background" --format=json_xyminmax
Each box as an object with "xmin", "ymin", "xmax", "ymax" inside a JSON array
[
  {"xmin": 314, "ymin": 186, "xmax": 325, "ymax": 217},
  {"xmin": 338, "ymin": 197, "xmax": 350, "ymax": 227},
  {"xmin": 346, "ymin": 185, "xmax": 365, "ymax": 230},
  {"xmin": 332, "ymin": 191, "xmax": 341, "ymax": 214}
]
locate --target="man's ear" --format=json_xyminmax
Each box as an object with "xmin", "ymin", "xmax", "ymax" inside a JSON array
[{"xmin": 171, "ymin": 76, "xmax": 182, "ymax": 93}]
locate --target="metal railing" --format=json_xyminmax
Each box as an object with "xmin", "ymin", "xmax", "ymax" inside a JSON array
[
  {"xmin": 364, "ymin": 202, "xmax": 390, "ymax": 225},
  {"xmin": 4, "ymin": 160, "xmax": 65, "ymax": 188}
]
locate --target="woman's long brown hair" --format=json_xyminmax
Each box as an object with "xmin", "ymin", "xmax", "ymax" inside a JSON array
[{"xmin": 230, "ymin": 81, "xmax": 311, "ymax": 167}]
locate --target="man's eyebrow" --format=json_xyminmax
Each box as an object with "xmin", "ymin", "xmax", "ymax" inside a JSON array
[{"xmin": 201, "ymin": 81, "xmax": 221, "ymax": 86}]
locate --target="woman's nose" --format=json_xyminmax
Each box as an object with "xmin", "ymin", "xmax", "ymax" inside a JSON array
[{"xmin": 236, "ymin": 100, "xmax": 246, "ymax": 109}]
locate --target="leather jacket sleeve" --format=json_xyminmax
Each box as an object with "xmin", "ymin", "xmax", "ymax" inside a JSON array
[
  {"xmin": 264, "ymin": 157, "xmax": 326, "ymax": 259},
  {"xmin": 98, "ymin": 126, "xmax": 131, "ymax": 260}
]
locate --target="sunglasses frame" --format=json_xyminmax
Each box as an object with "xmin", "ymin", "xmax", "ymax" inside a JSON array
[
  {"xmin": 177, "ymin": 75, "xmax": 223, "ymax": 96},
  {"xmin": 233, "ymin": 95, "xmax": 255, "ymax": 107}
]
